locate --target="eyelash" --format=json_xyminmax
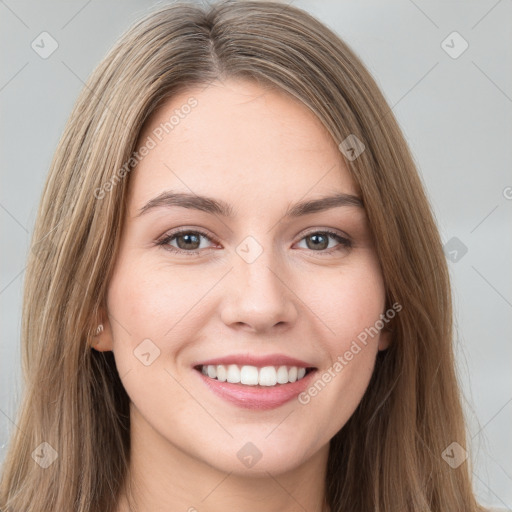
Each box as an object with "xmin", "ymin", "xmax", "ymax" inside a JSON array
[{"xmin": 156, "ymin": 228, "xmax": 352, "ymax": 256}]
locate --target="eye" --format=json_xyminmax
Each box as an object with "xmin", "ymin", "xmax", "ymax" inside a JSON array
[
  {"xmin": 156, "ymin": 228, "xmax": 352, "ymax": 256},
  {"xmin": 295, "ymin": 230, "xmax": 352, "ymax": 255},
  {"xmin": 157, "ymin": 229, "xmax": 216, "ymax": 254}
]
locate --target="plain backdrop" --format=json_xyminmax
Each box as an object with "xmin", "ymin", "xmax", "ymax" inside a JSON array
[{"xmin": 1, "ymin": 0, "xmax": 511, "ymax": 509}]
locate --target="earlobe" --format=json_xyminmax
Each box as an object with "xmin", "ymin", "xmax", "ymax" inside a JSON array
[
  {"xmin": 90, "ymin": 308, "xmax": 114, "ymax": 352},
  {"xmin": 378, "ymin": 328, "xmax": 392, "ymax": 351}
]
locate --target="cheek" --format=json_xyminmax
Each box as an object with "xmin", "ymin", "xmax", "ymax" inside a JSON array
[
  {"xmin": 305, "ymin": 257, "xmax": 386, "ymax": 347},
  {"xmin": 105, "ymin": 262, "xmax": 204, "ymax": 406},
  {"xmin": 106, "ymin": 257, "xmax": 216, "ymax": 357},
  {"xmin": 294, "ymin": 257, "xmax": 385, "ymax": 419},
  {"xmin": 108, "ymin": 268, "xmax": 163, "ymax": 341}
]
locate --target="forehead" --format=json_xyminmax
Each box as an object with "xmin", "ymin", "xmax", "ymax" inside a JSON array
[{"xmin": 128, "ymin": 79, "xmax": 359, "ymax": 213}]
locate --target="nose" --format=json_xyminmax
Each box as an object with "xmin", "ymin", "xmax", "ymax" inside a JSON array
[{"xmin": 219, "ymin": 245, "xmax": 299, "ymax": 334}]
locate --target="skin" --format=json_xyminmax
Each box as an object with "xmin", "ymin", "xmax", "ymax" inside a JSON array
[{"xmin": 94, "ymin": 78, "xmax": 391, "ymax": 512}]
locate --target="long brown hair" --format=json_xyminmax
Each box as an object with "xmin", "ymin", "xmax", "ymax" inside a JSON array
[{"xmin": 0, "ymin": 1, "xmax": 486, "ymax": 511}]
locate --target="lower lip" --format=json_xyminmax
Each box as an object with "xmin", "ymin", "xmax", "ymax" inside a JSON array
[{"xmin": 194, "ymin": 368, "xmax": 317, "ymax": 410}]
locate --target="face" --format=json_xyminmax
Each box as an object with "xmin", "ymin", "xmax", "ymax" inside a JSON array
[{"xmin": 97, "ymin": 79, "xmax": 390, "ymax": 476}]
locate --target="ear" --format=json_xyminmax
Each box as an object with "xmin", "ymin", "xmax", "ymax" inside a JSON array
[
  {"xmin": 90, "ymin": 305, "xmax": 114, "ymax": 352},
  {"xmin": 378, "ymin": 327, "xmax": 392, "ymax": 351}
]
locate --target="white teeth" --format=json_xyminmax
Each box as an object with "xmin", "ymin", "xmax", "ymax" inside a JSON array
[
  {"xmin": 226, "ymin": 364, "xmax": 241, "ymax": 383},
  {"xmin": 199, "ymin": 364, "xmax": 310, "ymax": 386},
  {"xmin": 258, "ymin": 366, "xmax": 277, "ymax": 386},
  {"xmin": 240, "ymin": 366, "xmax": 259, "ymax": 385},
  {"xmin": 276, "ymin": 366, "xmax": 289, "ymax": 384},
  {"xmin": 216, "ymin": 365, "xmax": 227, "ymax": 382}
]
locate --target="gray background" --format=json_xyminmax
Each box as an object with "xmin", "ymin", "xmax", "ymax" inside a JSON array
[{"xmin": 1, "ymin": 0, "xmax": 511, "ymax": 509}]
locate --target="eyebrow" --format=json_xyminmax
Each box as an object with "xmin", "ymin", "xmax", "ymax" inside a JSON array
[{"xmin": 136, "ymin": 191, "xmax": 364, "ymax": 218}]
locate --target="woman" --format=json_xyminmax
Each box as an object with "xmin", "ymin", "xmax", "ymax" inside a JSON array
[{"xmin": 0, "ymin": 1, "xmax": 487, "ymax": 511}]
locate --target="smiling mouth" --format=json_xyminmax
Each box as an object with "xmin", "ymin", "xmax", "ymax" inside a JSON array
[{"xmin": 194, "ymin": 364, "xmax": 316, "ymax": 387}]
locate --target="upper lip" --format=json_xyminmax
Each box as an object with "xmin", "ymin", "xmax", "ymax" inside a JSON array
[{"xmin": 193, "ymin": 353, "xmax": 316, "ymax": 369}]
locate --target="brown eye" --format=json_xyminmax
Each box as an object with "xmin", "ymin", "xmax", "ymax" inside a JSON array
[
  {"xmin": 305, "ymin": 233, "xmax": 329, "ymax": 250},
  {"xmin": 174, "ymin": 232, "xmax": 201, "ymax": 250},
  {"xmin": 297, "ymin": 230, "xmax": 352, "ymax": 254},
  {"xmin": 158, "ymin": 229, "xmax": 215, "ymax": 254}
]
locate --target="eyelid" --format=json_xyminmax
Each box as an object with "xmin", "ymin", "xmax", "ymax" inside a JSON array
[{"xmin": 296, "ymin": 226, "xmax": 351, "ymax": 241}]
